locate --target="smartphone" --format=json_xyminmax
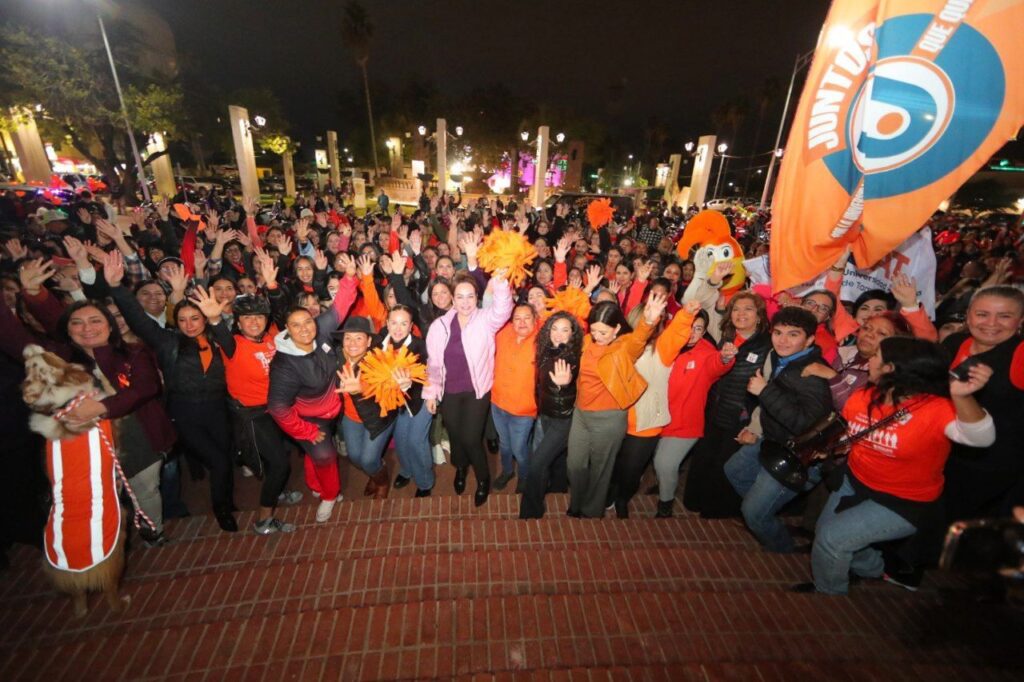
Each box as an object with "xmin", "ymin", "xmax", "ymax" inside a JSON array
[
  {"xmin": 940, "ymin": 518, "xmax": 1024, "ymax": 573},
  {"xmin": 949, "ymin": 356, "xmax": 982, "ymax": 382}
]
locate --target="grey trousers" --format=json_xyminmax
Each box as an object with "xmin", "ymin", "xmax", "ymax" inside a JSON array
[
  {"xmin": 128, "ymin": 458, "xmax": 164, "ymax": 533},
  {"xmin": 567, "ymin": 408, "xmax": 627, "ymax": 518},
  {"xmin": 653, "ymin": 436, "xmax": 699, "ymax": 503}
]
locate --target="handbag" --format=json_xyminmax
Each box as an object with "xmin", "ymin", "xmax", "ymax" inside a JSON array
[{"xmin": 760, "ymin": 397, "xmax": 929, "ymax": 492}]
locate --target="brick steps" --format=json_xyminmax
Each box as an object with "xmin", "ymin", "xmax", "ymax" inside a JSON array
[
  {"xmin": 0, "ymin": 512, "xmax": 761, "ymax": 601},
  {"xmin": 0, "ymin": 545, "xmax": 824, "ymax": 649},
  {"xmin": 2, "ymin": 590, "xmax": 1018, "ymax": 682}
]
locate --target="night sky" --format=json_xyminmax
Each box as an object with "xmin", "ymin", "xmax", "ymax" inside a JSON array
[{"xmin": 143, "ymin": 0, "xmax": 830, "ymax": 146}]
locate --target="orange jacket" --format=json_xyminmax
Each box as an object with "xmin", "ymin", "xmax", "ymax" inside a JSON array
[{"xmin": 580, "ymin": 316, "xmax": 656, "ymax": 410}]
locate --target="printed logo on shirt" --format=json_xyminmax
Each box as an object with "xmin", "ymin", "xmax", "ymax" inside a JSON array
[
  {"xmin": 745, "ymin": 353, "xmax": 759, "ymax": 363},
  {"xmin": 848, "ymin": 416, "xmax": 899, "ymax": 455},
  {"xmin": 321, "ymin": 343, "xmax": 332, "ymax": 354},
  {"xmin": 254, "ymin": 350, "xmax": 276, "ymax": 374},
  {"xmin": 686, "ymin": 360, "xmax": 696, "ymax": 370}
]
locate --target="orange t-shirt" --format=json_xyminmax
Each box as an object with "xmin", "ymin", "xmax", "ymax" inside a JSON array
[
  {"xmin": 342, "ymin": 361, "xmax": 362, "ymax": 423},
  {"xmin": 492, "ymin": 325, "xmax": 538, "ymax": 417},
  {"xmin": 843, "ymin": 388, "xmax": 956, "ymax": 502},
  {"xmin": 222, "ymin": 329, "xmax": 278, "ymax": 407}
]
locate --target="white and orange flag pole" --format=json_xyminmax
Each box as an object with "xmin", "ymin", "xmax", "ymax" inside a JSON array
[{"xmin": 770, "ymin": 0, "xmax": 1024, "ymax": 292}]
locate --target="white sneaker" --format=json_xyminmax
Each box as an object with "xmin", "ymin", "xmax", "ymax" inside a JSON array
[
  {"xmin": 315, "ymin": 498, "xmax": 338, "ymax": 523},
  {"xmin": 241, "ymin": 465, "xmax": 254, "ymax": 478},
  {"xmin": 440, "ymin": 437, "xmax": 451, "ymax": 455},
  {"xmin": 277, "ymin": 490, "xmax": 304, "ymax": 505}
]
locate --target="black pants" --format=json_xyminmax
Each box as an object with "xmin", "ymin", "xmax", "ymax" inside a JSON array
[
  {"xmin": 231, "ymin": 405, "xmax": 292, "ymax": 509},
  {"xmin": 440, "ymin": 391, "xmax": 491, "ymax": 484},
  {"xmin": 682, "ymin": 423, "xmax": 742, "ymax": 518},
  {"xmin": 520, "ymin": 415, "xmax": 571, "ymax": 519},
  {"xmin": 169, "ymin": 399, "xmax": 234, "ymax": 514},
  {"xmin": 609, "ymin": 434, "xmax": 659, "ymax": 508}
]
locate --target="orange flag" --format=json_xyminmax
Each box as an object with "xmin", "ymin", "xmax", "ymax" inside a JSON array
[{"xmin": 771, "ymin": 0, "xmax": 1024, "ymax": 291}]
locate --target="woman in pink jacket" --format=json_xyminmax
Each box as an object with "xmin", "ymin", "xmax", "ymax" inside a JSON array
[{"xmin": 424, "ymin": 268, "xmax": 513, "ymax": 506}]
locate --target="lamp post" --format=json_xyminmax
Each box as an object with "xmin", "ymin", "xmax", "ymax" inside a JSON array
[
  {"xmin": 759, "ymin": 49, "xmax": 815, "ymax": 210},
  {"xmin": 711, "ymin": 142, "xmax": 729, "ymax": 201},
  {"xmin": 96, "ymin": 13, "xmax": 150, "ymax": 203}
]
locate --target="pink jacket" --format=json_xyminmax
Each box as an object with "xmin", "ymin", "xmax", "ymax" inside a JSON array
[{"xmin": 423, "ymin": 278, "xmax": 514, "ymax": 400}]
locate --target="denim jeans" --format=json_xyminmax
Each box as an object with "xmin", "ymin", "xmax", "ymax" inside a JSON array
[
  {"xmin": 340, "ymin": 416, "xmax": 395, "ymax": 476},
  {"xmin": 491, "ymin": 404, "xmax": 534, "ymax": 479},
  {"xmin": 724, "ymin": 440, "xmax": 821, "ymax": 553},
  {"xmin": 812, "ymin": 475, "xmax": 918, "ymax": 595},
  {"xmin": 394, "ymin": 405, "xmax": 435, "ymax": 491}
]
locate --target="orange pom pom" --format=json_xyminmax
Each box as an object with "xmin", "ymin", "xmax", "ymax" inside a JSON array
[
  {"xmin": 544, "ymin": 286, "xmax": 591, "ymax": 324},
  {"xmin": 477, "ymin": 229, "xmax": 538, "ymax": 288},
  {"xmin": 358, "ymin": 346, "xmax": 428, "ymax": 417},
  {"xmin": 586, "ymin": 198, "xmax": 615, "ymax": 229}
]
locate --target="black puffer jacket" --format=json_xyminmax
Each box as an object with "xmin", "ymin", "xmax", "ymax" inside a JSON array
[
  {"xmin": 536, "ymin": 342, "xmax": 580, "ymax": 419},
  {"xmin": 757, "ymin": 346, "xmax": 834, "ymax": 443},
  {"xmin": 708, "ymin": 331, "xmax": 772, "ymax": 431}
]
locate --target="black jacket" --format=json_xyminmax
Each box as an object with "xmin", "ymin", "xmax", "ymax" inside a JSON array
[
  {"xmin": 536, "ymin": 343, "xmax": 579, "ymax": 419},
  {"xmin": 708, "ymin": 331, "xmax": 772, "ymax": 432},
  {"xmin": 757, "ymin": 346, "xmax": 834, "ymax": 444},
  {"xmin": 109, "ymin": 284, "xmax": 226, "ymax": 406}
]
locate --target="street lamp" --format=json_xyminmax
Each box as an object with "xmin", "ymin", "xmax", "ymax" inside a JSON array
[
  {"xmin": 760, "ymin": 49, "xmax": 815, "ymax": 209},
  {"xmin": 520, "ymin": 131, "xmax": 529, "ymax": 142},
  {"xmin": 454, "ymin": 126, "xmax": 464, "ymax": 136},
  {"xmin": 717, "ymin": 143, "xmax": 728, "ymax": 154},
  {"xmin": 555, "ymin": 132, "xmax": 565, "ymax": 144},
  {"xmin": 417, "ymin": 125, "xmax": 427, "ymax": 136},
  {"xmin": 253, "ymin": 115, "xmax": 267, "ymax": 128},
  {"xmin": 385, "ymin": 139, "xmax": 395, "ymax": 149},
  {"xmin": 684, "ymin": 141, "xmax": 694, "ymax": 153},
  {"xmin": 94, "ymin": 10, "xmax": 150, "ymax": 202}
]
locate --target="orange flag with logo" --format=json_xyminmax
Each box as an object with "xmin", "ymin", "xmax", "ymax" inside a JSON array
[{"xmin": 771, "ymin": 0, "xmax": 1024, "ymax": 292}]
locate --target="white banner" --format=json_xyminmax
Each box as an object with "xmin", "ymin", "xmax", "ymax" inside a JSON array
[{"xmin": 745, "ymin": 227, "xmax": 936, "ymax": 317}]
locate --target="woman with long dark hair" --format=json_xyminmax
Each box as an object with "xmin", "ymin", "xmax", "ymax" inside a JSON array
[
  {"xmin": 519, "ymin": 312, "xmax": 585, "ymax": 519},
  {"xmin": 799, "ymin": 337, "xmax": 994, "ymax": 594},
  {"xmin": 17, "ymin": 257, "xmax": 175, "ymax": 544},
  {"xmin": 683, "ymin": 290, "xmax": 771, "ymax": 518},
  {"xmin": 566, "ymin": 293, "xmax": 667, "ymax": 518},
  {"xmin": 104, "ymin": 252, "xmax": 239, "ymax": 532}
]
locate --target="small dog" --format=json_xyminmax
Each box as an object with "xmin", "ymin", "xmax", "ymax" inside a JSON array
[{"xmin": 22, "ymin": 344, "xmax": 129, "ymax": 617}]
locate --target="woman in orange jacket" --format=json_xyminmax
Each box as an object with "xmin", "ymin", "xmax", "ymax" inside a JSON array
[{"xmin": 566, "ymin": 291, "xmax": 668, "ymax": 518}]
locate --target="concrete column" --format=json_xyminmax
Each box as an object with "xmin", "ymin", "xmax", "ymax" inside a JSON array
[
  {"xmin": 563, "ymin": 140, "xmax": 585, "ymax": 191},
  {"xmin": 8, "ymin": 109, "xmax": 51, "ymax": 184},
  {"xmin": 326, "ymin": 131, "xmax": 341, "ymax": 189},
  {"xmin": 352, "ymin": 177, "xmax": 367, "ymax": 210},
  {"xmin": 436, "ymin": 118, "xmax": 447, "ymax": 192},
  {"xmin": 664, "ymin": 153, "xmax": 682, "ymax": 204},
  {"xmin": 688, "ymin": 135, "xmax": 717, "ymax": 208},
  {"xmin": 228, "ymin": 105, "xmax": 260, "ymax": 202},
  {"xmin": 531, "ymin": 125, "xmax": 550, "ymax": 208},
  {"xmin": 146, "ymin": 132, "xmax": 176, "ymax": 198},
  {"xmin": 282, "ymin": 151, "xmax": 296, "ymax": 197}
]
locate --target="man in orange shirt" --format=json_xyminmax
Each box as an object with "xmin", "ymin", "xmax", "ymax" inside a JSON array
[{"xmin": 491, "ymin": 304, "xmax": 540, "ymax": 491}]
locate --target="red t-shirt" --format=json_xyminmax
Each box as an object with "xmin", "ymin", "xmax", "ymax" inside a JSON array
[{"xmin": 843, "ymin": 388, "xmax": 956, "ymax": 502}]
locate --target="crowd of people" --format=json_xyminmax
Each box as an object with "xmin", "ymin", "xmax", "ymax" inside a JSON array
[{"xmin": 0, "ymin": 181, "xmax": 1021, "ymax": 595}]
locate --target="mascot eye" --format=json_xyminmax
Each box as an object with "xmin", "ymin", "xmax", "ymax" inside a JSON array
[
  {"xmin": 721, "ymin": 246, "xmax": 732, "ymax": 259},
  {"xmin": 705, "ymin": 248, "xmax": 714, "ymax": 259}
]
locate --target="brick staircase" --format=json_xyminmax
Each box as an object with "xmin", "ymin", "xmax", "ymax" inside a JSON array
[{"xmin": 0, "ymin": 491, "xmax": 1021, "ymax": 681}]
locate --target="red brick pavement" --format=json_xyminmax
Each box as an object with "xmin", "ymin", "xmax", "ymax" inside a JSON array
[{"xmin": 1, "ymin": 479, "xmax": 1021, "ymax": 680}]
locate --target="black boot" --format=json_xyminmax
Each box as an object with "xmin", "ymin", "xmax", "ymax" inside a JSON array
[
  {"xmin": 655, "ymin": 500, "xmax": 674, "ymax": 518},
  {"xmin": 214, "ymin": 509, "xmax": 238, "ymax": 533},
  {"xmin": 414, "ymin": 488, "xmax": 432, "ymax": 498},
  {"xmin": 614, "ymin": 500, "xmax": 629, "ymax": 519},
  {"xmin": 453, "ymin": 467, "xmax": 468, "ymax": 495},
  {"xmin": 474, "ymin": 478, "xmax": 490, "ymax": 507}
]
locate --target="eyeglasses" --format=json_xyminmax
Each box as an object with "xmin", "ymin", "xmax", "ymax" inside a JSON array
[{"xmin": 802, "ymin": 300, "xmax": 834, "ymax": 315}]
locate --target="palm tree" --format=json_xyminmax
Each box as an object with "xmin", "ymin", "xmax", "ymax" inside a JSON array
[
  {"xmin": 340, "ymin": 0, "xmax": 380, "ymax": 176},
  {"xmin": 743, "ymin": 77, "xmax": 783, "ymax": 195}
]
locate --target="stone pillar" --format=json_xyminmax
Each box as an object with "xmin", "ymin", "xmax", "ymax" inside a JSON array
[
  {"xmin": 326, "ymin": 131, "xmax": 341, "ymax": 189},
  {"xmin": 688, "ymin": 135, "xmax": 717, "ymax": 209},
  {"xmin": 282, "ymin": 151, "xmax": 296, "ymax": 197},
  {"xmin": 228, "ymin": 105, "xmax": 260, "ymax": 202},
  {"xmin": 564, "ymin": 140, "xmax": 585, "ymax": 191},
  {"xmin": 352, "ymin": 177, "xmax": 367, "ymax": 210},
  {"xmin": 531, "ymin": 126, "xmax": 550, "ymax": 208},
  {"xmin": 146, "ymin": 132, "xmax": 176, "ymax": 198},
  {"xmin": 8, "ymin": 109, "xmax": 51, "ymax": 184},
  {"xmin": 436, "ymin": 118, "xmax": 447, "ymax": 192}
]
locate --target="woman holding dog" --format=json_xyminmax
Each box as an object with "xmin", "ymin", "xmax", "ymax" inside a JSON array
[{"xmin": 14, "ymin": 257, "xmax": 176, "ymax": 545}]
